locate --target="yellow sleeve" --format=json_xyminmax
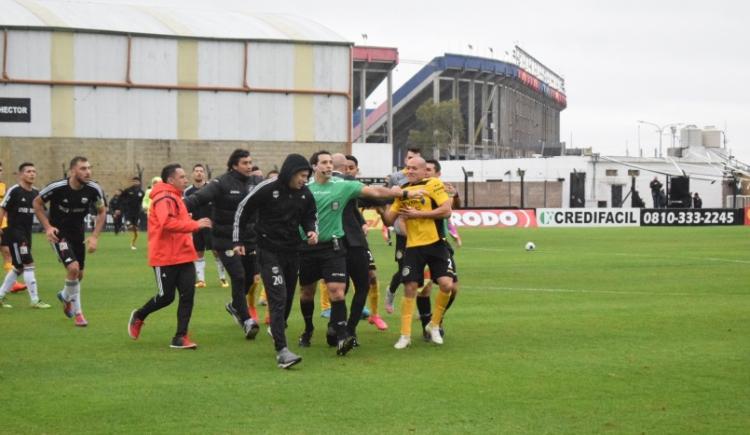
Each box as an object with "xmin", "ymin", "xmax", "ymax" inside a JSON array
[
  {"xmin": 389, "ymin": 197, "xmax": 402, "ymax": 213},
  {"xmin": 429, "ymin": 179, "xmax": 450, "ymax": 206}
]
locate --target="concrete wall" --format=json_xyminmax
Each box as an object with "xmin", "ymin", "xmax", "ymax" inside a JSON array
[
  {"xmin": 453, "ymin": 181, "xmax": 563, "ymax": 208},
  {"xmin": 0, "ymin": 137, "xmax": 344, "ymax": 195}
]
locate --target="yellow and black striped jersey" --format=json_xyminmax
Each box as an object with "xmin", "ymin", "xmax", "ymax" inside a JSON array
[{"xmin": 389, "ymin": 177, "xmax": 450, "ymax": 248}]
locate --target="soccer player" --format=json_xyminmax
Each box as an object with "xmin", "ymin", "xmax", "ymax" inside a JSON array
[
  {"xmin": 0, "ymin": 161, "xmax": 27, "ymax": 294},
  {"xmin": 109, "ymin": 189, "xmax": 124, "ymax": 235},
  {"xmin": 383, "ymin": 156, "xmax": 457, "ymax": 349},
  {"xmin": 33, "ymin": 156, "xmax": 107, "ymax": 327},
  {"xmin": 387, "ymin": 147, "xmax": 422, "ymax": 188},
  {"xmin": 233, "ymin": 153, "xmax": 318, "ymax": 369},
  {"xmin": 121, "ymin": 177, "xmax": 144, "ymax": 250},
  {"xmin": 415, "ymin": 159, "xmax": 460, "ymax": 337},
  {"xmin": 342, "ymin": 154, "xmax": 388, "ymax": 331},
  {"xmin": 0, "ymin": 163, "xmax": 50, "ymax": 309},
  {"xmin": 183, "ymin": 149, "xmax": 263, "ymax": 340},
  {"xmin": 383, "ymin": 148, "xmax": 422, "ymax": 313},
  {"xmin": 296, "ymin": 151, "xmax": 419, "ymax": 354},
  {"xmin": 141, "ymin": 176, "xmax": 162, "ymax": 215},
  {"xmin": 128, "ymin": 164, "xmax": 212, "ymax": 349},
  {"xmin": 184, "ymin": 164, "xmax": 228, "ymax": 289}
]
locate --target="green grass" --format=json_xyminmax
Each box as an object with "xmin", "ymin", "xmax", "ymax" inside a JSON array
[{"xmin": 1, "ymin": 226, "xmax": 749, "ymax": 434}]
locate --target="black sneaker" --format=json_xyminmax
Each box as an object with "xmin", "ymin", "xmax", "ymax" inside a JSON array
[
  {"xmin": 276, "ymin": 347, "xmax": 302, "ymax": 369},
  {"xmin": 326, "ymin": 325, "xmax": 337, "ymax": 347},
  {"xmin": 170, "ymin": 334, "xmax": 198, "ymax": 349},
  {"xmin": 298, "ymin": 330, "xmax": 313, "ymax": 347},
  {"xmin": 243, "ymin": 318, "xmax": 259, "ymax": 340},
  {"xmin": 351, "ymin": 335, "xmax": 360, "ymax": 348},
  {"xmin": 336, "ymin": 335, "xmax": 356, "ymax": 356},
  {"xmin": 225, "ymin": 302, "xmax": 241, "ymax": 326}
]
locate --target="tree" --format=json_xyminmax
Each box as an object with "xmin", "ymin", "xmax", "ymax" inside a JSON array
[{"xmin": 407, "ymin": 100, "xmax": 465, "ymax": 158}]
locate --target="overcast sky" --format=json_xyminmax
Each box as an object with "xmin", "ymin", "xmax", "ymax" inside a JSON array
[
  {"xmin": 220, "ymin": 0, "xmax": 747, "ymax": 162},
  {"xmin": 107, "ymin": 0, "xmax": 750, "ymax": 162}
]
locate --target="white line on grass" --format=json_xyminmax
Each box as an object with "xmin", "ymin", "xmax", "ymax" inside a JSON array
[
  {"xmin": 461, "ymin": 247, "xmax": 750, "ymax": 265},
  {"xmin": 470, "ymin": 285, "xmax": 746, "ymax": 297}
]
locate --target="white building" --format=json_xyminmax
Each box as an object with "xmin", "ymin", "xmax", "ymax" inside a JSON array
[
  {"xmin": 440, "ymin": 127, "xmax": 749, "ymax": 209},
  {"xmin": 0, "ymin": 0, "xmax": 352, "ymax": 190}
]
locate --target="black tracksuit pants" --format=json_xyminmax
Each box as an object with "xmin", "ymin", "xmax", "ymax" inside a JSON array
[
  {"xmin": 345, "ymin": 245, "xmax": 371, "ymax": 336},
  {"xmin": 258, "ymin": 248, "xmax": 299, "ymax": 351},
  {"xmin": 137, "ymin": 262, "xmax": 196, "ymax": 337},
  {"xmin": 217, "ymin": 241, "xmax": 257, "ymax": 324}
]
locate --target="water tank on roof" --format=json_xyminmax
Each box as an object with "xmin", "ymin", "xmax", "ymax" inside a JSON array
[
  {"xmin": 680, "ymin": 125, "xmax": 702, "ymax": 148},
  {"xmin": 702, "ymin": 126, "xmax": 722, "ymax": 148}
]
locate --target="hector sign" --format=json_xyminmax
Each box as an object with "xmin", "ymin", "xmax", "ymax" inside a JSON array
[
  {"xmin": 0, "ymin": 98, "xmax": 31, "ymax": 122},
  {"xmin": 450, "ymin": 210, "xmax": 537, "ymax": 228}
]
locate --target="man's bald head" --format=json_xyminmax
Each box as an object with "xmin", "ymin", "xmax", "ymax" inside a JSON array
[
  {"xmin": 332, "ymin": 153, "xmax": 348, "ymax": 172},
  {"xmin": 405, "ymin": 156, "xmax": 427, "ymax": 183}
]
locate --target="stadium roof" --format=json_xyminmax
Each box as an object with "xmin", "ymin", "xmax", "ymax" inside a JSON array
[
  {"xmin": 0, "ymin": 0, "xmax": 350, "ymax": 44},
  {"xmin": 352, "ymin": 46, "xmax": 399, "ymax": 111}
]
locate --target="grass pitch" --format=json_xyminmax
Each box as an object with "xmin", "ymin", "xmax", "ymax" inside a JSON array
[{"xmin": 1, "ymin": 226, "xmax": 748, "ymax": 434}]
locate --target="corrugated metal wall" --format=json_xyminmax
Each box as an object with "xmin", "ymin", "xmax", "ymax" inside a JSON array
[{"xmin": 0, "ymin": 29, "xmax": 350, "ymax": 143}]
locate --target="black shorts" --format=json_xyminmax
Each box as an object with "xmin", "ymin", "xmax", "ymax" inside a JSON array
[
  {"xmin": 192, "ymin": 227, "xmax": 212, "ymax": 252},
  {"xmin": 401, "ymin": 240, "xmax": 457, "ymax": 284},
  {"xmin": 2, "ymin": 230, "xmax": 33, "ymax": 269},
  {"xmin": 52, "ymin": 238, "xmax": 86, "ymax": 270},
  {"xmin": 299, "ymin": 246, "xmax": 348, "ymax": 286},
  {"xmin": 124, "ymin": 214, "xmax": 140, "ymax": 227},
  {"xmin": 394, "ymin": 234, "xmax": 407, "ymax": 263}
]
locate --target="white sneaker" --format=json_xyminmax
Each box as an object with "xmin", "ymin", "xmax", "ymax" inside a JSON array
[
  {"xmin": 425, "ymin": 323, "xmax": 443, "ymax": 345},
  {"xmin": 394, "ymin": 335, "xmax": 411, "ymax": 349}
]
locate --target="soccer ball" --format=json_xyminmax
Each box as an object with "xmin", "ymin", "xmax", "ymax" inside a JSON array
[{"xmin": 525, "ymin": 241, "xmax": 536, "ymax": 251}]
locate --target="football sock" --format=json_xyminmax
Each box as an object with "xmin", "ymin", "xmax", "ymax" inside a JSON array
[
  {"xmin": 416, "ymin": 295, "xmax": 432, "ymax": 329},
  {"xmin": 368, "ymin": 278, "xmax": 379, "ymax": 314},
  {"xmin": 23, "ymin": 266, "xmax": 38, "ymax": 303},
  {"xmin": 400, "ymin": 296, "xmax": 416, "ymax": 336},
  {"xmin": 130, "ymin": 230, "xmax": 138, "ymax": 247},
  {"xmin": 215, "ymin": 258, "xmax": 226, "ymax": 280},
  {"xmin": 430, "ymin": 290, "xmax": 451, "ymax": 327},
  {"xmin": 300, "ymin": 299, "xmax": 315, "ymax": 332},
  {"xmin": 331, "ymin": 299, "xmax": 347, "ymax": 339},
  {"xmin": 0, "ymin": 269, "xmax": 18, "ymax": 297},
  {"xmin": 65, "ymin": 279, "xmax": 81, "ymax": 313},
  {"xmin": 195, "ymin": 258, "xmax": 206, "ymax": 282},
  {"xmin": 319, "ymin": 282, "xmax": 331, "ymax": 311}
]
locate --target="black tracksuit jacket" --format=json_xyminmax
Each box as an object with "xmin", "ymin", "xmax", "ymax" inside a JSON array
[
  {"xmin": 233, "ymin": 154, "xmax": 317, "ymax": 253},
  {"xmin": 184, "ymin": 170, "xmax": 263, "ymax": 250}
]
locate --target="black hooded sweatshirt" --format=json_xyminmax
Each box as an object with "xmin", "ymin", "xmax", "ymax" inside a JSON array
[
  {"xmin": 233, "ymin": 154, "xmax": 317, "ymax": 253},
  {"xmin": 184, "ymin": 169, "xmax": 263, "ymax": 250}
]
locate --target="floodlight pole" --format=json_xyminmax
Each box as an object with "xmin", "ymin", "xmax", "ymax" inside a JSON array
[{"xmin": 637, "ymin": 120, "xmax": 684, "ymax": 158}]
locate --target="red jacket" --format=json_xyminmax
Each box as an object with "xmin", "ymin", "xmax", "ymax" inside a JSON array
[{"xmin": 148, "ymin": 182, "xmax": 200, "ymax": 267}]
